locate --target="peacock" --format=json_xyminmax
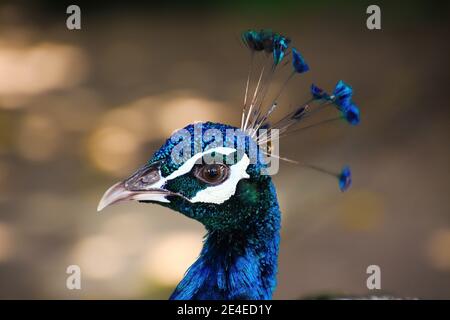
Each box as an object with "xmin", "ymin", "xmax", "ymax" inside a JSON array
[{"xmin": 97, "ymin": 29, "xmax": 360, "ymax": 300}]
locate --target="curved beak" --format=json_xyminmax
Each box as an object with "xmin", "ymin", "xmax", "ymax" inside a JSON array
[{"xmin": 97, "ymin": 162, "xmax": 170, "ymax": 212}]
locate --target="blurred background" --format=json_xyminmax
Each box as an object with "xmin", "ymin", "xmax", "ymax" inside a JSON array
[{"xmin": 0, "ymin": 0, "xmax": 449, "ymax": 299}]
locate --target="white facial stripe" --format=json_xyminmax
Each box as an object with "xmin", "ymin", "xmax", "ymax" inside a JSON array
[
  {"xmin": 165, "ymin": 147, "xmax": 237, "ymax": 181},
  {"xmin": 141, "ymin": 147, "xmax": 250, "ymax": 204},
  {"xmin": 150, "ymin": 147, "xmax": 238, "ymax": 189},
  {"xmin": 190, "ymin": 153, "xmax": 250, "ymax": 204},
  {"xmin": 132, "ymin": 193, "xmax": 170, "ymax": 203}
]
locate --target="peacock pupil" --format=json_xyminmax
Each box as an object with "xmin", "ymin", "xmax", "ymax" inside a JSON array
[{"xmin": 207, "ymin": 166, "xmax": 219, "ymax": 177}]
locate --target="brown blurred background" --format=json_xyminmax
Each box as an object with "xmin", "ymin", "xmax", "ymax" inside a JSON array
[{"xmin": 0, "ymin": 0, "xmax": 449, "ymax": 299}]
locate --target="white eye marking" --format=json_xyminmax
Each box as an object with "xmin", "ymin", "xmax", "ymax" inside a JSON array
[
  {"xmin": 164, "ymin": 147, "xmax": 237, "ymax": 182},
  {"xmin": 190, "ymin": 153, "xmax": 250, "ymax": 204},
  {"xmin": 143, "ymin": 147, "xmax": 250, "ymax": 204},
  {"xmin": 147, "ymin": 147, "xmax": 238, "ymax": 189}
]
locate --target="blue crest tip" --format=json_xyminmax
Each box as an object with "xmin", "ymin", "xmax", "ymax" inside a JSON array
[
  {"xmin": 272, "ymin": 34, "xmax": 290, "ymax": 65},
  {"xmin": 338, "ymin": 166, "xmax": 352, "ymax": 192},
  {"xmin": 292, "ymin": 47, "xmax": 309, "ymax": 74},
  {"xmin": 258, "ymin": 29, "xmax": 276, "ymax": 54},
  {"xmin": 343, "ymin": 103, "xmax": 360, "ymax": 125},
  {"xmin": 311, "ymin": 84, "xmax": 330, "ymax": 100},
  {"xmin": 333, "ymin": 80, "xmax": 353, "ymax": 109},
  {"xmin": 242, "ymin": 29, "xmax": 291, "ymax": 66},
  {"xmin": 241, "ymin": 30, "xmax": 265, "ymax": 51}
]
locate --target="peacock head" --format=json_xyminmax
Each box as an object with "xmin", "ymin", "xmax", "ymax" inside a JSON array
[
  {"xmin": 97, "ymin": 29, "xmax": 359, "ymax": 232},
  {"xmin": 97, "ymin": 122, "xmax": 275, "ymax": 231}
]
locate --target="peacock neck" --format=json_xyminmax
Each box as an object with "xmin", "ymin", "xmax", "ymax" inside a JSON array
[{"xmin": 170, "ymin": 180, "xmax": 281, "ymax": 300}]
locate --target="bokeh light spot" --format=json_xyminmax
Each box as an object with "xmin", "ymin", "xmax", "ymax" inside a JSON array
[
  {"xmin": 87, "ymin": 125, "xmax": 141, "ymax": 175},
  {"xmin": 0, "ymin": 41, "xmax": 88, "ymax": 108},
  {"xmin": 141, "ymin": 231, "xmax": 203, "ymax": 286},
  {"xmin": 71, "ymin": 235, "xmax": 125, "ymax": 279},
  {"xmin": 427, "ymin": 229, "xmax": 450, "ymax": 271},
  {"xmin": 16, "ymin": 114, "xmax": 62, "ymax": 161}
]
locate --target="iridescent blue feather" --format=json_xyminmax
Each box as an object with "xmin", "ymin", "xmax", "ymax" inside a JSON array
[
  {"xmin": 338, "ymin": 166, "xmax": 352, "ymax": 192},
  {"xmin": 292, "ymin": 47, "xmax": 309, "ymax": 73}
]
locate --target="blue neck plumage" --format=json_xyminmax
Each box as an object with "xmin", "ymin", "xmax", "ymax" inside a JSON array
[{"xmin": 170, "ymin": 181, "xmax": 281, "ymax": 300}]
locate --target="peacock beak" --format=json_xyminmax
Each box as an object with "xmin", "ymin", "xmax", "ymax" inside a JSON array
[{"xmin": 97, "ymin": 161, "xmax": 171, "ymax": 212}]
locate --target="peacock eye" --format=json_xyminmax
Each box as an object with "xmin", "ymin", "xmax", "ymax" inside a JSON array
[{"xmin": 194, "ymin": 163, "xmax": 229, "ymax": 185}]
